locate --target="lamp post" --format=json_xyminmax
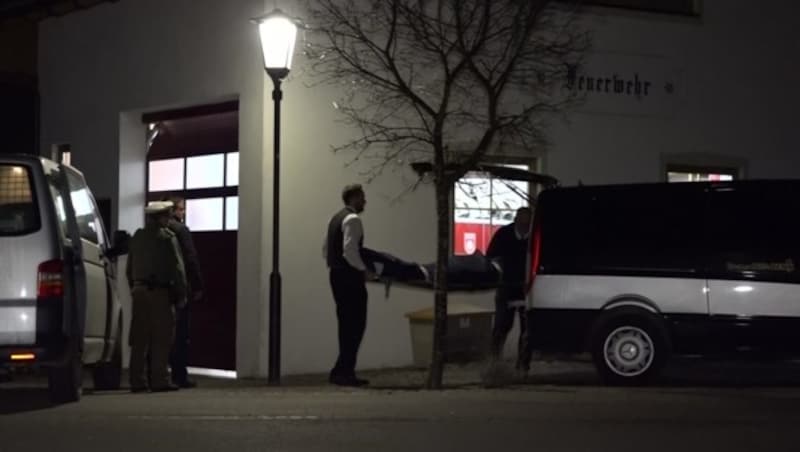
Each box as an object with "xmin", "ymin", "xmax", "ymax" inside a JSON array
[{"xmin": 254, "ymin": 8, "xmax": 298, "ymax": 385}]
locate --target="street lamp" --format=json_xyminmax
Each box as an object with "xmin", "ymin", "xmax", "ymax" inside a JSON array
[{"xmin": 254, "ymin": 8, "xmax": 298, "ymax": 385}]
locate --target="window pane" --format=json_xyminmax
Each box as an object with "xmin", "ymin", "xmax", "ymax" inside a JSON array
[
  {"xmin": 45, "ymin": 170, "xmax": 68, "ymax": 239},
  {"xmin": 66, "ymin": 170, "xmax": 101, "ymax": 244},
  {"xmin": 225, "ymin": 196, "xmax": 238, "ymax": 230},
  {"xmin": 574, "ymin": 185, "xmax": 704, "ymax": 274},
  {"xmin": 491, "ymin": 179, "xmax": 528, "ymax": 212},
  {"xmin": 186, "ymin": 197, "xmax": 224, "ymax": 232},
  {"xmin": 538, "ymin": 190, "xmax": 590, "ymax": 273},
  {"xmin": 70, "ymin": 187, "xmax": 94, "ymax": 217},
  {"xmin": 667, "ymin": 172, "xmax": 691, "ymax": 183},
  {"xmin": 455, "ymin": 174, "xmax": 491, "ymax": 209},
  {"xmin": 707, "ymin": 184, "xmax": 800, "ymax": 283},
  {"xmin": 148, "ymin": 158, "xmax": 185, "ymax": 192},
  {"xmin": 711, "ymin": 174, "xmax": 734, "ymax": 182},
  {"xmin": 668, "ymin": 171, "xmax": 736, "ymax": 183},
  {"xmin": 186, "ymin": 154, "xmax": 225, "ymax": 190},
  {"xmin": 226, "ymin": 152, "xmax": 239, "ymax": 187},
  {"xmin": 51, "ymin": 191, "xmax": 68, "ymax": 238},
  {"xmin": 0, "ymin": 165, "xmax": 39, "ymax": 235}
]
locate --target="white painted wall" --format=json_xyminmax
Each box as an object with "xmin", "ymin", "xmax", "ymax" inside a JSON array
[
  {"xmin": 39, "ymin": 0, "xmax": 270, "ymax": 377},
  {"xmin": 39, "ymin": 0, "xmax": 800, "ymax": 376},
  {"xmin": 548, "ymin": 2, "xmax": 800, "ymax": 186}
]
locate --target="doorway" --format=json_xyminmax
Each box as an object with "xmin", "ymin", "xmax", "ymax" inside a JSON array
[{"xmin": 142, "ymin": 101, "xmax": 239, "ymax": 371}]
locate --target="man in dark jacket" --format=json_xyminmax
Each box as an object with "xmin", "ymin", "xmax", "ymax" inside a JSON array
[
  {"xmin": 165, "ymin": 195, "xmax": 204, "ymax": 388},
  {"xmin": 322, "ymin": 184, "xmax": 376, "ymax": 387},
  {"xmin": 486, "ymin": 207, "xmax": 533, "ymax": 377}
]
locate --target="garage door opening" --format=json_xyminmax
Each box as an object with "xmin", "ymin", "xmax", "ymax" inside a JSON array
[{"xmin": 143, "ymin": 100, "xmax": 239, "ymax": 373}]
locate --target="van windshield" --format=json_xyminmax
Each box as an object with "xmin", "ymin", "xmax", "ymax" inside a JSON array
[{"xmin": 0, "ymin": 164, "xmax": 40, "ymax": 235}]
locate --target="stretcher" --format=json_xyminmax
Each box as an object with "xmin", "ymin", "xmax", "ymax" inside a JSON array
[
  {"xmin": 362, "ymin": 247, "xmax": 502, "ymax": 296},
  {"xmin": 363, "ymin": 162, "xmax": 558, "ymax": 295}
]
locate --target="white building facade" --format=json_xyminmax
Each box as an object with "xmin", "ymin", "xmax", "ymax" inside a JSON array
[{"xmin": 37, "ymin": 0, "xmax": 800, "ymax": 377}]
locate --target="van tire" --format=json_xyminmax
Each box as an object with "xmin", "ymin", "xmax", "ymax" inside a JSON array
[
  {"xmin": 590, "ymin": 311, "xmax": 670, "ymax": 386},
  {"xmin": 93, "ymin": 316, "xmax": 123, "ymax": 391},
  {"xmin": 48, "ymin": 341, "xmax": 83, "ymax": 403}
]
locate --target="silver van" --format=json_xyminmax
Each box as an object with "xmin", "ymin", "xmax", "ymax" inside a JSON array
[
  {"xmin": 529, "ymin": 180, "xmax": 800, "ymax": 385},
  {"xmin": 0, "ymin": 155, "xmax": 126, "ymax": 403}
]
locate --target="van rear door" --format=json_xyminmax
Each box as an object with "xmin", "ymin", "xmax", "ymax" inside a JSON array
[
  {"xmin": 0, "ymin": 162, "xmax": 44, "ymax": 347},
  {"xmin": 705, "ymin": 182, "xmax": 800, "ymax": 351},
  {"xmin": 61, "ymin": 165, "xmax": 110, "ymax": 361},
  {"xmin": 45, "ymin": 163, "xmax": 88, "ymax": 344}
]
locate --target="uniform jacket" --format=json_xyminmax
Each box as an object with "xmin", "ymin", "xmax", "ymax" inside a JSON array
[{"xmin": 126, "ymin": 222, "xmax": 188, "ymax": 306}]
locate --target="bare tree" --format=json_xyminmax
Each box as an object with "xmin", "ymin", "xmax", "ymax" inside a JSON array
[{"xmin": 303, "ymin": 0, "xmax": 589, "ymax": 389}]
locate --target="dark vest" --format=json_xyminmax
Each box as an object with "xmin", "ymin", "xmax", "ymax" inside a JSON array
[{"xmin": 326, "ymin": 207, "xmax": 364, "ymax": 270}]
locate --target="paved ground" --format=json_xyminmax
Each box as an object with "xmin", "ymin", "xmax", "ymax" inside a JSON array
[{"xmin": 3, "ymin": 359, "xmax": 800, "ymax": 452}]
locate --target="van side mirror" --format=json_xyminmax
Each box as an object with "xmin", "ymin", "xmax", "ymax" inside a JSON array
[{"xmin": 105, "ymin": 230, "xmax": 130, "ymax": 258}]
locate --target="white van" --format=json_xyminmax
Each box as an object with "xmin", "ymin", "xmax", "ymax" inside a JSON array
[
  {"xmin": 0, "ymin": 155, "xmax": 126, "ymax": 402},
  {"xmin": 529, "ymin": 180, "xmax": 800, "ymax": 385}
]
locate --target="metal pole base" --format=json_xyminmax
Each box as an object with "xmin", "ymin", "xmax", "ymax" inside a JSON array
[{"xmin": 268, "ymin": 271, "xmax": 282, "ymax": 385}]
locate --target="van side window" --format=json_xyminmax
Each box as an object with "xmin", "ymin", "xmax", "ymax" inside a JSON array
[
  {"xmin": 0, "ymin": 164, "xmax": 40, "ymax": 235},
  {"xmin": 542, "ymin": 185, "xmax": 705, "ymax": 276},
  {"xmin": 587, "ymin": 186, "xmax": 705, "ymax": 275},
  {"xmin": 49, "ymin": 181, "xmax": 69, "ymax": 239},
  {"xmin": 64, "ymin": 170, "xmax": 105, "ymax": 246},
  {"xmin": 707, "ymin": 184, "xmax": 800, "ymax": 283},
  {"xmin": 46, "ymin": 174, "xmax": 69, "ymax": 240}
]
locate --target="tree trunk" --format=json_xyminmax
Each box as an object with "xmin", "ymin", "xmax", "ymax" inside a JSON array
[{"xmin": 426, "ymin": 180, "xmax": 450, "ymax": 389}]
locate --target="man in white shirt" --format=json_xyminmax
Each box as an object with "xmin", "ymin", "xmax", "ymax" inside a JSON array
[{"xmin": 322, "ymin": 184, "xmax": 375, "ymax": 386}]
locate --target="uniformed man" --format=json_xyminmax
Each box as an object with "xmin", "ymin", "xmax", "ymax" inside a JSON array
[
  {"xmin": 164, "ymin": 195, "xmax": 203, "ymax": 389},
  {"xmin": 126, "ymin": 201, "xmax": 187, "ymax": 393}
]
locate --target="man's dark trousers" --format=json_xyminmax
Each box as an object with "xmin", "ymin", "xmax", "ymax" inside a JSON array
[
  {"xmin": 329, "ymin": 268, "xmax": 367, "ymax": 378},
  {"xmin": 169, "ymin": 305, "xmax": 190, "ymax": 384},
  {"xmin": 491, "ymin": 289, "xmax": 531, "ymax": 371}
]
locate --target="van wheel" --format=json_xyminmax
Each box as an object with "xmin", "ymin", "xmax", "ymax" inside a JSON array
[
  {"xmin": 591, "ymin": 313, "xmax": 670, "ymax": 385},
  {"xmin": 93, "ymin": 317, "xmax": 123, "ymax": 391},
  {"xmin": 48, "ymin": 341, "xmax": 83, "ymax": 403}
]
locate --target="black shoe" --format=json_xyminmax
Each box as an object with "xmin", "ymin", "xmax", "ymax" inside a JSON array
[
  {"xmin": 329, "ymin": 375, "xmax": 369, "ymax": 387},
  {"xmin": 130, "ymin": 386, "xmax": 149, "ymax": 394},
  {"xmin": 174, "ymin": 380, "xmax": 197, "ymax": 389},
  {"xmin": 151, "ymin": 384, "xmax": 180, "ymax": 392}
]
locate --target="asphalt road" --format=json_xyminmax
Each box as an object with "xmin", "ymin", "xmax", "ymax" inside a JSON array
[{"xmin": 3, "ymin": 363, "xmax": 800, "ymax": 452}]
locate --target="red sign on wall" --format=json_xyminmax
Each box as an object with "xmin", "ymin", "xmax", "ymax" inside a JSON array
[{"xmin": 454, "ymin": 222, "xmax": 502, "ymax": 255}]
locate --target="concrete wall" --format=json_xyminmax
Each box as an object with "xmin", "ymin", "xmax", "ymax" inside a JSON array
[
  {"xmin": 39, "ymin": 0, "xmax": 800, "ymax": 377},
  {"xmin": 548, "ymin": 2, "xmax": 800, "ymax": 186},
  {"xmin": 0, "ymin": 18, "xmax": 38, "ymax": 155},
  {"xmin": 0, "ymin": 18, "xmax": 37, "ymax": 75},
  {"xmin": 39, "ymin": 0, "xmax": 270, "ymax": 377}
]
